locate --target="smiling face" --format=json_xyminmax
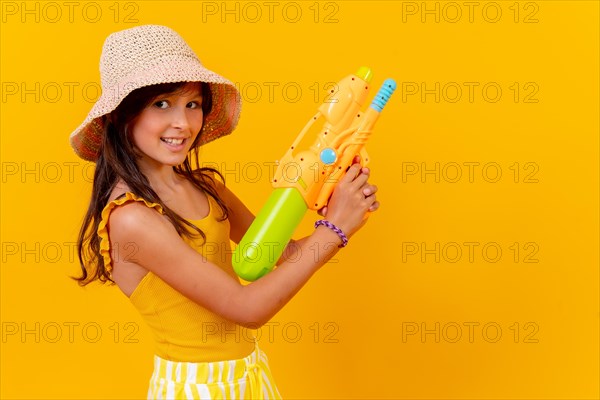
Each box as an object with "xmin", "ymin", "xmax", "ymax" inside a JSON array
[{"xmin": 129, "ymin": 82, "xmax": 205, "ymax": 170}]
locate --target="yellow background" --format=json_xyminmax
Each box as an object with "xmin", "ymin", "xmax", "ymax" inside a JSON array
[{"xmin": 1, "ymin": 1, "xmax": 598, "ymax": 398}]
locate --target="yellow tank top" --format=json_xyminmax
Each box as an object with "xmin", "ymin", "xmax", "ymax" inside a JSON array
[{"xmin": 97, "ymin": 191, "xmax": 255, "ymax": 362}]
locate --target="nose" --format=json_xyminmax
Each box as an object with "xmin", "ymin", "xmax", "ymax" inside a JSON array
[{"xmin": 170, "ymin": 106, "xmax": 190, "ymax": 131}]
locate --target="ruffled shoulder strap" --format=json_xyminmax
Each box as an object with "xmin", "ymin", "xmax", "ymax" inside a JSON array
[{"xmin": 97, "ymin": 192, "xmax": 164, "ymax": 274}]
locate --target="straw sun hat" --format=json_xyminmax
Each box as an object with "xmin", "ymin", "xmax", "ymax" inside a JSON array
[{"xmin": 69, "ymin": 25, "xmax": 242, "ymax": 162}]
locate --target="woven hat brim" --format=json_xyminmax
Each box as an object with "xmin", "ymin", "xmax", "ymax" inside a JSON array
[{"xmin": 69, "ymin": 58, "xmax": 241, "ymax": 162}]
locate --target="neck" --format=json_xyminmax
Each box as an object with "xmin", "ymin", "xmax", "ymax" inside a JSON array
[{"xmin": 137, "ymin": 159, "xmax": 185, "ymax": 196}]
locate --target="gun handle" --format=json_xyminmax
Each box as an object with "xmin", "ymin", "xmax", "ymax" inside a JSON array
[{"xmin": 312, "ymin": 146, "xmax": 371, "ymax": 210}]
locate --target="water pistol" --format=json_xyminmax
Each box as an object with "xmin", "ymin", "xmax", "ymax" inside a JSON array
[{"xmin": 233, "ymin": 67, "xmax": 397, "ymax": 281}]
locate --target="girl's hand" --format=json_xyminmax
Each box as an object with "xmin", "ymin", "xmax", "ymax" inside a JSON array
[{"xmin": 317, "ymin": 156, "xmax": 380, "ymax": 238}]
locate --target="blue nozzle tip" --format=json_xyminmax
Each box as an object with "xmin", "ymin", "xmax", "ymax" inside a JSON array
[
  {"xmin": 370, "ymin": 78, "xmax": 397, "ymax": 112},
  {"xmin": 383, "ymin": 79, "xmax": 397, "ymax": 90}
]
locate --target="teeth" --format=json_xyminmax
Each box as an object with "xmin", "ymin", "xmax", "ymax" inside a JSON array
[{"xmin": 161, "ymin": 138, "xmax": 184, "ymax": 145}]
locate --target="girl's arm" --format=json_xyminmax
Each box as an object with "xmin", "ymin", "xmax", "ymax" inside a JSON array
[{"xmin": 109, "ymin": 163, "xmax": 377, "ymax": 328}]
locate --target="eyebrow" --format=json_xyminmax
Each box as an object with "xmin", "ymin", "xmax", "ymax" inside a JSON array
[{"xmin": 175, "ymin": 92, "xmax": 203, "ymax": 99}]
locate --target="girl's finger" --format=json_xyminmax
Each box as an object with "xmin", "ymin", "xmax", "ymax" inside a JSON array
[
  {"xmin": 340, "ymin": 163, "xmax": 363, "ymax": 184},
  {"xmin": 369, "ymin": 201, "xmax": 380, "ymax": 212},
  {"xmin": 362, "ymin": 184, "xmax": 378, "ymax": 197},
  {"xmin": 349, "ymin": 167, "xmax": 370, "ymax": 189}
]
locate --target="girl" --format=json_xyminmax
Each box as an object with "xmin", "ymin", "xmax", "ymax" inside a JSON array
[{"xmin": 71, "ymin": 25, "xmax": 379, "ymax": 399}]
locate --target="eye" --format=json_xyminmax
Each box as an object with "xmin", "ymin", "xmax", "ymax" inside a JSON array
[
  {"xmin": 153, "ymin": 100, "xmax": 169, "ymax": 109},
  {"xmin": 187, "ymin": 101, "xmax": 202, "ymax": 109}
]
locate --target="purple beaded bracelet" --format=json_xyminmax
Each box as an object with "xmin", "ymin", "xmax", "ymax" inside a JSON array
[{"xmin": 314, "ymin": 220, "xmax": 348, "ymax": 248}]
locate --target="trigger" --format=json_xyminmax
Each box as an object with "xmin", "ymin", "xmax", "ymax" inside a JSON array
[{"xmin": 360, "ymin": 148, "xmax": 370, "ymax": 166}]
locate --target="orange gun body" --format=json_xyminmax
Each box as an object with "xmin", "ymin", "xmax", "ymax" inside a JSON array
[{"xmin": 272, "ymin": 69, "xmax": 383, "ymax": 210}]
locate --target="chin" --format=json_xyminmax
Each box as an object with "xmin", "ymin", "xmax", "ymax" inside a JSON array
[{"xmin": 165, "ymin": 157, "xmax": 188, "ymax": 167}]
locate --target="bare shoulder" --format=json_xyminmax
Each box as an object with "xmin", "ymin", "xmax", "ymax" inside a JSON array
[
  {"xmin": 107, "ymin": 198, "xmax": 182, "ymax": 279},
  {"xmin": 201, "ymin": 170, "xmax": 232, "ymax": 207},
  {"xmin": 108, "ymin": 200, "xmax": 170, "ymax": 239},
  {"xmin": 201, "ymin": 169, "xmax": 224, "ymax": 190}
]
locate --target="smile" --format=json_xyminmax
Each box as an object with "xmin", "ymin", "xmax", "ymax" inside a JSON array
[{"xmin": 161, "ymin": 138, "xmax": 186, "ymax": 145}]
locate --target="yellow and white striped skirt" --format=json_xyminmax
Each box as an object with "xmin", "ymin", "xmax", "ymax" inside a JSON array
[{"xmin": 147, "ymin": 345, "xmax": 282, "ymax": 399}]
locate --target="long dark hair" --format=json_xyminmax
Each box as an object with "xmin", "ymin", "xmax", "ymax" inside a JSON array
[{"xmin": 75, "ymin": 82, "xmax": 229, "ymax": 286}]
